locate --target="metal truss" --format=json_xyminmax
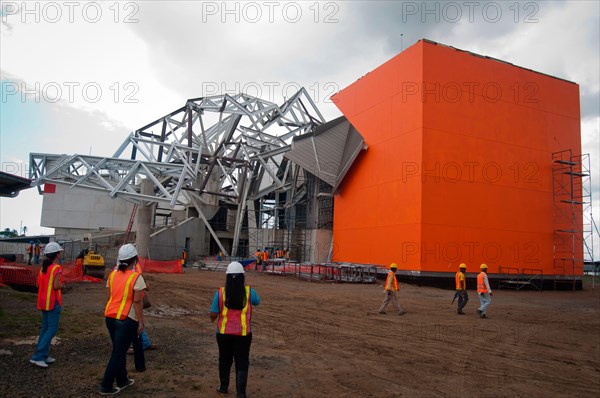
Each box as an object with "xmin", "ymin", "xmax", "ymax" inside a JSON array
[{"xmin": 30, "ymin": 89, "xmax": 325, "ymax": 256}]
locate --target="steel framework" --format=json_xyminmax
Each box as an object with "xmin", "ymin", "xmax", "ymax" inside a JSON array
[
  {"xmin": 552, "ymin": 150, "xmax": 594, "ymax": 289},
  {"xmin": 30, "ymin": 89, "xmax": 326, "ymax": 257}
]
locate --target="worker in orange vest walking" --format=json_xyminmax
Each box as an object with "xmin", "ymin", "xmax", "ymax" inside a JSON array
[
  {"xmin": 34, "ymin": 243, "xmax": 41, "ymax": 264},
  {"xmin": 378, "ymin": 263, "xmax": 406, "ymax": 315},
  {"xmin": 99, "ymin": 244, "xmax": 147, "ymax": 395},
  {"xmin": 210, "ymin": 261, "xmax": 261, "ymax": 398},
  {"xmin": 477, "ymin": 264, "xmax": 492, "ymax": 318},
  {"xmin": 27, "ymin": 241, "xmax": 34, "ymax": 265},
  {"xmin": 454, "ymin": 263, "xmax": 468, "ymax": 315},
  {"xmin": 29, "ymin": 242, "xmax": 64, "ymax": 368}
]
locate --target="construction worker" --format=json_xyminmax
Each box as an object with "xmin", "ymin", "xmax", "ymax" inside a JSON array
[
  {"xmin": 100, "ymin": 244, "xmax": 147, "ymax": 395},
  {"xmin": 27, "ymin": 241, "xmax": 34, "ymax": 265},
  {"xmin": 477, "ymin": 264, "xmax": 493, "ymax": 318},
  {"xmin": 454, "ymin": 263, "xmax": 468, "ymax": 315},
  {"xmin": 29, "ymin": 242, "xmax": 64, "ymax": 368},
  {"xmin": 33, "ymin": 243, "xmax": 41, "ymax": 264},
  {"xmin": 261, "ymin": 248, "xmax": 268, "ymax": 271},
  {"xmin": 210, "ymin": 261, "xmax": 261, "ymax": 398},
  {"xmin": 181, "ymin": 250, "xmax": 188, "ymax": 267},
  {"xmin": 254, "ymin": 249, "xmax": 262, "ymax": 270},
  {"xmin": 378, "ymin": 263, "xmax": 406, "ymax": 315}
]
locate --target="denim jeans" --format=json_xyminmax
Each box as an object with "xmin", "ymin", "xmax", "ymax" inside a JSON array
[
  {"xmin": 31, "ymin": 304, "xmax": 61, "ymax": 361},
  {"xmin": 478, "ymin": 293, "xmax": 492, "ymax": 314},
  {"xmin": 101, "ymin": 317, "xmax": 138, "ymax": 391}
]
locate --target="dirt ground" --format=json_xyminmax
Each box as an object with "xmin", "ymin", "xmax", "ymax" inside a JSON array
[{"xmin": 1, "ymin": 269, "xmax": 599, "ymax": 397}]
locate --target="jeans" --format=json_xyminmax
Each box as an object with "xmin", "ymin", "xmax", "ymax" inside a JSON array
[
  {"xmin": 478, "ymin": 293, "xmax": 492, "ymax": 314},
  {"xmin": 31, "ymin": 305, "xmax": 61, "ymax": 361},
  {"xmin": 217, "ymin": 333, "xmax": 252, "ymax": 396},
  {"xmin": 101, "ymin": 317, "xmax": 138, "ymax": 391}
]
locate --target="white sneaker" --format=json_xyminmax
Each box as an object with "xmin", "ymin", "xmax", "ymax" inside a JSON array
[
  {"xmin": 45, "ymin": 357, "xmax": 56, "ymax": 364},
  {"xmin": 30, "ymin": 359, "xmax": 49, "ymax": 368}
]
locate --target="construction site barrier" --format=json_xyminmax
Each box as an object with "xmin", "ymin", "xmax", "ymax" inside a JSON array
[
  {"xmin": 0, "ymin": 261, "xmax": 102, "ymax": 288},
  {"xmin": 138, "ymin": 257, "xmax": 183, "ymax": 274}
]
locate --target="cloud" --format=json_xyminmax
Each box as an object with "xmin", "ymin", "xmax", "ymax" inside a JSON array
[{"xmin": 0, "ymin": 1, "xmax": 598, "ymax": 252}]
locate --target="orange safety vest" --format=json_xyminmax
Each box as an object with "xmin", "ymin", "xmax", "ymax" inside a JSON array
[
  {"xmin": 262, "ymin": 252, "xmax": 268, "ymax": 261},
  {"xmin": 217, "ymin": 286, "xmax": 252, "ymax": 336},
  {"xmin": 134, "ymin": 262, "xmax": 143, "ymax": 274},
  {"xmin": 34, "ymin": 246, "xmax": 41, "ymax": 255},
  {"xmin": 384, "ymin": 271, "xmax": 399, "ymax": 291},
  {"xmin": 477, "ymin": 272, "xmax": 489, "ymax": 293},
  {"xmin": 37, "ymin": 264, "xmax": 63, "ymax": 311},
  {"xmin": 255, "ymin": 251, "xmax": 262, "ymax": 259},
  {"xmin": 104, "ymin": 270, "xmax": 141, "ymax": 320},
  {"xmin": 27, "ymin": 245, "xmax": 33, "ymax": 254},
  {"xmin": 455, "ymin": 272, "xmax": 466, "ymax": 290}
]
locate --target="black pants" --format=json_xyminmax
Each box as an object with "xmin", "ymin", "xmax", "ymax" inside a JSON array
[
  {"xmin": 455, "ymin": 290, "xmax": 469, "ymax": 311},
  {"xmin": 216, "ymin": 333, "xmax": 252, "ymax": 393}
]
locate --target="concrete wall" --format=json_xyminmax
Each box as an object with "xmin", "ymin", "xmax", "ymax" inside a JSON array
[
  {"xmin": 41, "ymin": 184, "xmax": 136, "ymax": 231},
  {"xmin": 306, "ymin": 229, "xmax": 333, "ymax": 263},
  {"xmin": 149, "ymin": 218, "xmax": 206, "ymax": 261}
]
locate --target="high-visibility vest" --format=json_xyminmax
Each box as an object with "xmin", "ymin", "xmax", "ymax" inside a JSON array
[
  {"xmin": 477, "ymin": 272, "xmax": 489, "ymax": 293},
  {"xmin": 384, "ymin": 271, "xmax": 399, "ymax": 291},
  {"xmin": 37, "ymin": 264, "xmax": 63, "ymax": 311},
  {"xmin": 104, "ymin": 270, "xmax": 141, "ymax": 320},
  {"xmin": 217, "ymin": 286, "xmax": 252, "ymax": 336},
  {"xmin": 262, "ymin": 252, "xmax": 268, "ymax": 261},
  {"xmin": 27, "ymin": 245, "xmax": 33, "ymax": 254},
  {"xmin": 255, "ymin": 251, "xmax": 262, "ymax": 259},
  {"xmin": 34, "ymin": 246, "xmax": 41, "ymax": 255},
  {"xmin": 455, "ymin": 272, "xmax": 466, "ymax": 290}
]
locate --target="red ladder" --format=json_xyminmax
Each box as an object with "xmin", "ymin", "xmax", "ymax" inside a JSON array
[{"xmin": 124, "ymin": 204, "xmax": 139, "ymax": 243}]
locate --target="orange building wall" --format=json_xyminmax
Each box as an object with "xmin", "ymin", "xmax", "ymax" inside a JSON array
[
  {"xmin": 332, "ymin": 40, "xmax": 581, "ymax": 276},
  {"xmin": 332, "ymin": 41, "xmax": 424, "ymax": 270}
]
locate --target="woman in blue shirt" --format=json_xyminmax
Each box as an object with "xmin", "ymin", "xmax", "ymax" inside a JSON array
[{"xmin": 210, "ymin": 261, "xmax": 260, "ymax": 398}]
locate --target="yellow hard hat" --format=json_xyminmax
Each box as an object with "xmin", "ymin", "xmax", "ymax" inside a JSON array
[
  {"xmin": 389, "ymin": 263, "xmax": 398, "ymax": 269},
  {"xmin": 480, "ymin": 263, "xmax": 488, "ymax": 269},
  {"xmin": 459, "ymin": 263, "xmax": 467, "ymax": 269}
]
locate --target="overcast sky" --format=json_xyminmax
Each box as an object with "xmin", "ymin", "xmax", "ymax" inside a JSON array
[{"xmin": 1, "ymin": 1, "xmax": 599, "ymax": 255}]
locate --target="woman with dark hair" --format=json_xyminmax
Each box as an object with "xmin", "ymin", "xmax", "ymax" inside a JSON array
[
  {"xmin": 29, "ymin": 242, "xmax": 64, "ymax": 368},
  {"xmin": 99, "ymin": 244, "xmax": 146, "ymax": 395},
  {"xmin": 210, "ymin": 261, "xmax": 260, "ymax": 398}
]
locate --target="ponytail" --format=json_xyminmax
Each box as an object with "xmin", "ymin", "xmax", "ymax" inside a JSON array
[
  {"xmin": 42, "ymin": 252, "xmax": 59, "ymax": 274},
  {"xmin": 118, "ymin": 255, "xmax": 138, "ymax": 272}
]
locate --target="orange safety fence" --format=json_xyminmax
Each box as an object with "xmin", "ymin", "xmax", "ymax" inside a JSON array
[
  {"xmin": 0, "ymin": 261, "xmax": 102, "ymax": 288},
  {"xmin": 138, "ymin": 257, "xmax": 183, "ymax": 274}
]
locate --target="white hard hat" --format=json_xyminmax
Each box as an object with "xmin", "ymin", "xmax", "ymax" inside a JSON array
[
  {"xmin": 44, "ymin": 242, "xmax": 63, "ymax": 255},
  {"xmin": 226, "ymin": 261, "xmax": 245, "ymax": 274},
  {"xmin": 118, "ymin": 244, "xmax": 138, "ymax": 261}
]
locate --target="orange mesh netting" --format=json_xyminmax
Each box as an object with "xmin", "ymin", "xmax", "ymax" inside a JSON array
[
  {"xmin": 138, "ymin": 257, "xmax": 183, "ymax": 274},
  {"xmin": 0, "ymin": 261, "xmax": 102, "ymax": 287},
  {"xmin": 62, "ymin": 261, "xmax": 103, "ymax": 284},
  {"xmin": 0, "ymin": 264, "xmax": 37, "ymax": 286}
]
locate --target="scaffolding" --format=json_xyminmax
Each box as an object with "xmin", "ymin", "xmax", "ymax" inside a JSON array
[{"xmin": 552, "ymin": 150, "xmax": 593, "ymax": 290}]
